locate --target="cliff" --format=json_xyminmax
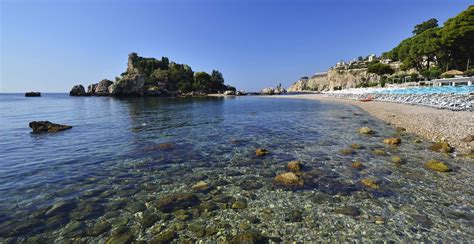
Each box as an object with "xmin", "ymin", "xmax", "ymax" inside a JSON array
[{"xmin": 288, "ymin": 68, "xmax": 381, "ymax": 92}]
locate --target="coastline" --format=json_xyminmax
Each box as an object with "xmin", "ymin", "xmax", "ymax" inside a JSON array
[{"xmin": 269, "ymin": 94, "xmax": 473, "ymax": 155}]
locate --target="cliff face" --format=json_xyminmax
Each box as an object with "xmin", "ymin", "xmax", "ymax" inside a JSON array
[{"xmin": 288, "ymin": 68, "xmax": 381, "ymax": 92}]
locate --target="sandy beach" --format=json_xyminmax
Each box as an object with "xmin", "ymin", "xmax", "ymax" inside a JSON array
[{"xmin": 271, "ymin": 94, "xmax": 474, "ymax": 155}]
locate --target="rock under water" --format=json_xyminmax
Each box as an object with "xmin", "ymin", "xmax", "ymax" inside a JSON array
[{"xmin": 29, "ymin": 121, "xmax": 72, "ymax": 133}]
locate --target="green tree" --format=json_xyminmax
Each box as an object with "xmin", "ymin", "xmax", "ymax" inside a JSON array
[
  {"xmin": 210, "ymin": 70, "xmax": 225, "ymax": 92},
  {"xmin": 367, "ymin": 63, "xmax": 395, "ymax": 75},
  {"xmin": 439, "ymin": 5, "xmax": 474, "ymax": 70},
  {"xmin": 193, "ymin": 72, "xmax": 212, "ymax": 92},
  {"xmin": 413, "ymin": 18, "xmax": 438, "ymax": 35}
]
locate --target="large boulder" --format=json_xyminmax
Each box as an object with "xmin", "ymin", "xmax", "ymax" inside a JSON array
[
  {"xmin": 223, "ymin": 90, "xmax": 235, "ymax": 95},
  {"xmin": 69, "ymin": 85, "xmax": 86, "ymax": 96},
  {"xmin": 29, "ymin": 121, "xmax": 72, "ymax": 133},
  {"xmin": 87, "ymin": 83, "xmax": 98, "ymax": 95},
  {"xmin": 95, "ymin": 79, "xmax": 113, "ymax": 96},
  {"xmin": 108, "ymin": 74, "xmax": 145, "ymax": 96},
  {"xmin": 260, "ymin": 87, "xmax": 275, "ymax": 95}
]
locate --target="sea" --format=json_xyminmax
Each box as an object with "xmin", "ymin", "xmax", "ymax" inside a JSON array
[{"xmin": 0, "ymin": 93, "xmax": 472, "ymax": 242}]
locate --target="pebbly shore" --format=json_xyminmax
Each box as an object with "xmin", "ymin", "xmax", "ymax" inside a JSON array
[{"xmin": 269, "ymin": 94, "xmax": 474, "ymax": 154}]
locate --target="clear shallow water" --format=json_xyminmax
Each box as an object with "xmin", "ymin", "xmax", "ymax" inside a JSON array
[
  {"xmin": 0, "ymin": 94, "xmax": 472, "ymax": 242},
  {"xmin": 375, "ymin": 85, "xmax": 474, "ymax": 94}
]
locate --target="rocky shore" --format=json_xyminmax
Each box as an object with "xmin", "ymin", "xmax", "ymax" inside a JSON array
[{"xmin": 269, "ymin": 94, "xmax": 474, "ymax": 154}]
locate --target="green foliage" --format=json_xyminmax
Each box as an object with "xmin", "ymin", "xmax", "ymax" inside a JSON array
[
  {"xmin": 356, "ymin": 82, "xmax": 379, "ymax": 88},
  {"xmin": 465, "ymin": 68, "xmax": 474, "ymax": 76},
  {"xmin": 125, "ymin": 53, "xmax": 232, "ymax": 93},
  {"xmin": 420, "ymin": 67, "xmax": 441, "ymax": 79},
  {"xmin": 385, "ymin": 6, "xmax": 473, "ymax": 71},
  {"xmin": 413, "ymin": 18, "xmax": 438, "ymax": 35},
  {"xmin": 367, "ymin": 63, "xmax": 394, "ymax": 75}
]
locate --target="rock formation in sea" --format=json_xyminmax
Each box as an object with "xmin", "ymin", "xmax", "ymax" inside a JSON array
[
  {"xmin": 29, "ymin": 121, "xmax": 72, "ymax": 133},
  {"xmin": 69, "ymin": 85, "xmax": 86, "ymax": 96},
  {"xmin": 25, "ymin": 92, "xmax": 41, "ymax": 97},
  {"xmin": 69, "ymin": 53, "xmax": 235, "ymax": 97}
]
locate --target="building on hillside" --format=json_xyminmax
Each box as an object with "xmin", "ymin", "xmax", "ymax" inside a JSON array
[{"xmin": 368, "ymin": 54, "xmax": 376, "ymax": 62}]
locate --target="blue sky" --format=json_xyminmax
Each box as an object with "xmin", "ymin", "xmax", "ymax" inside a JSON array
[{"xmin": 0, "ymin": 0, "xmax": 471, "ymax": 92}]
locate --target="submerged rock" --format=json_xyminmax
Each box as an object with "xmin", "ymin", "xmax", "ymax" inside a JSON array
[
  {"xmin": 255, "ymin": 148, "xmax": 269, "ymax": 157},
  {"xmin": 334, "ymin": 206, "xmax": 361, "ymax": 217},
  {"xmin": 351, "ymin": 143, "xmax": 363, "ymax": 149},
  {"xmin": 340, "ymin": 149, "xmax": 354, "ymax": 155},
  {"xmin": 358, "ymin": 127, "xmax": 373, "ymax": 134},
  {"xmin": 372, "ymin": 149, "xmax": 387, "ymax": 156},
  {"xmin": 351, "ymin": 161, "xmax": 364, "ymax": 169},
  {"xmin": 361, "ymin": 178, "xmax": 379, "ymax": 189},
  {"xmin": 461, "ymin": 135, "xmax": 474, "ymax": 143},
  {"xmin": 274, "ymin": 172, "xmax": 304, "ymax": 187},
  {"xmin": 69, "ymin": 84, "xmax": 86, "ymax": 96},
  {"xmin": 29, "ymin": 121, "xmax": 72, "ymax": 133},
  {"xmin": 231, "ymin": 198, "xmax": 248, "ymax": 209},
  {"xmin": 192, "ymin": 181, "xmax": 209, "ymax": 190},
  {"xmin": 425, "ymin": 160, "xmax": 451, "ymax": 172},
  {"xmin": 156, "ymin": 193, "xmax": 201, "ymax": 213},
  {"xmin": 429, "ymin": 142, "xmax": 454, "ymax": 153},
  {"xmin": 391, "ymin": 156, "xmax": 403, "ymax": 164},
  {"xmin": 287, "ymin": 160, "xmax": 303, "ymax": 172},
  {"xmin": 383, "ymin": 137, "xmax": 401, "ymax": 145},
  {"xmin": 232, "ymin": 230, "xmax": 268, "ymax": 243}
]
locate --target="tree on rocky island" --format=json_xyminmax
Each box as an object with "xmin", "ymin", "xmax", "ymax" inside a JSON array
[{"xmin": 367, "ymin": 62, "xmax": 394, "ymax": 75}]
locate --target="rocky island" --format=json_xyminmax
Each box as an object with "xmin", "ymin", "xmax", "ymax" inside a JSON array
[{"xmin": 70, "ymin": 53, "xmax": 236, "ymax": 97}]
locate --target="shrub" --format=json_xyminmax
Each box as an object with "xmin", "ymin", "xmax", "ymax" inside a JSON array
[{"xmin": 367, "ymin": 63, "xmax": 395, "ymax": 75}]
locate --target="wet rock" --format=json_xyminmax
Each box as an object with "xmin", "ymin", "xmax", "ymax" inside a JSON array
[
  {"xmin": 174, "ymin": 209, "xmax": 191, "ymax": 221},
  {"xmin": 461, "ymin": 135, "xmax": 474, "ymax": 143},
  {"xmin": 310, "ymin": 192, "xmax": 332, "ymax": 204},
  {"xmin": 213, "ymin": 195, "xmax": 235, "ymax": 205},
  {"xmin": 95, "ymin": 79, "xmax": 113, "ymax": 96},
  {"xmin": 358, "ymin": 127, "xmax": 373, "ymax": 134},
  {"xmin": 425, "ymin": 159, "xmax": 451, "ymax": 172},
  {"xmin": 198, "ymin": 201, "xmax": 219, "ymax": 213},
  {"xmin": 156, "ymin": 193, "xmax": 201, "ymax": 213},
  {"xmin": 63, "ymin": 221, "xmax": 86, "ymax": 238},
  {"xmin": 232, "ymin": 230, "xmax": 268, "ymax": 243},
  {"xmin": 214, "ymin": 179, "xmax": 230, "ymax": 186},
  {"xmin": 391, "ymin": 156, "xmax": 403, "ymax": 164},
  {"xmin": 69, "ymin": 84, "xmax": 86, "ymax": 96},
  {"xmin": 106, "ymin": 233, "xmax": 133, "ymax": 244},
  {"xmin": 340, "ymin": 149, "xmax": 354, "ymax": 155},
  {"xmin": 372, "ymin": 149, "xmax": 387, "ymax": 156},
  {"xmin": 411, "ymin": 214, "xmax": 433, "ymax": 228},
  {"xmin": 274, "ymin": 172, "xmax": 304, "ymax": 187},
  {"xmin": 383, "ymin": 137, "xmax": 401, "ymax": 145},
  {"xmin": 45, "ymin": 200, "xmax": 77, "ymax": 217},
  {"xmin": 88, "ymin": 220, "xmax": 111, "ymax": 236},
  {"xmin": 231, "ymin": 198, "xmax": 248, "ymax": 209},
  {"xmin": 188, "ymin": 222, "xmax": 206, "ymax": 238},
  {"xmin": 374, "ymin": 216, "xmax": 385, "ymax": 225},
  {"xmin": 29, "ymin": 121, "xmax": 72, "ymax": 133},
  {"xmin": 429, "ymin": 142, "xmax": 454, "ymax": 153},
  {"xmin": 361, "ymin": 178, "xmax": 379, "ymax": 189},
  {"xmin": 226, "ymin": 170, "xmax": 243, "ymax": 176},
  {"xmin": 287, "ymin": 160, "xmax": 303, "ymax": 172},
  {"xmin": 239, "ymin": 179, "xmax": 263, "ymax": 190},
  {"xmin": 139, "ymin": 211, "xmax": 159, "ymax": 228},
  {"xmin": 285, "ymin": 210, "xmax": 303, "ymax": 222},
  {"xmin": 259, "ymin": 169, "xmax": 275, "ymax": 178},
  {"xmin": 124, "ymin": 202, "xmax": 146, "ymax": 213},
  {"xmin": 192, "ymin": 181, "xmax": 209, "ymax": 190},
  {"xmin": 396, "ymin": 127, "xmax": 406, "ymax": 132},
  {"xmin": 45, "ymin": 213, "xmax": 69, "ymax": 230},
  {"xmin": 351, "ymin": 143, "xmax": 363, "ymax": 149},
  {"xmin": 255, "ymin": 148, "xmax": 269, "ymax": 157},
  {"xmin": 70, "ymin": 204, "xmax": 104, "ymax": 221},
  {"xmin": 351, "ymin": 161, "xmax": 364, "ymax": 170},
  {"xmin": 158, "ymin": 142, "xmax": 175, "ymax": 150},
  {"xmin": 112, "ymin": 217, "xmax": 129, "ymax": 227},
  {"xmin": 153, "ymin": 229, "xmax": 176, "ymax": 243},
  {"xmin": 334, "ymin": 206, "xmax": 361, "ymax": 217}
]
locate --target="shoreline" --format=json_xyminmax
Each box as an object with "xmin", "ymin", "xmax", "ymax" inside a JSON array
[{"xmin": 268, "ymin": 94, "xmax": 473, "ymax": 155}]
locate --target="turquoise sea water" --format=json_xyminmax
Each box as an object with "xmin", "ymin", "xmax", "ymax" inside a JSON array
[
  {"xmin": 0, "ymin": 94, "xmax": 472, "ymax": 242},
  {"xmin": 375, "ymin": 85, "xmax": 474, "ymax": 94}
]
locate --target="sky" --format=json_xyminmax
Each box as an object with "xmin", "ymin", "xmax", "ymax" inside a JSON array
[{"xmin": 0, "ymin": 0, "xmax": 471, "ymax": 92}]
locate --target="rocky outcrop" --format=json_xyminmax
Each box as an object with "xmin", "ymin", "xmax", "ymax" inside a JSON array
[
  {"xmin": 25, "ymin": 92, "xmax": 41, "ymax": 97},
  {"xmin": 108, "ymin": 74, "xmax": 145, "ymax": 96},
  {"xmin": 288, "ymin": 69, "xmax": 381, "ymax": 92},
  {"xmin": 87, "ymin": 84, "xmax": 97, "ymax": 95},
  {"xmin": 69, "ymin": 85, "xmax": 86, "ymax": 96},
  {"xmin": 261, "ymin": 87, "xmax": 274, "ymax": 95},
  {"xmin": 29, "ymin": 121, "xmax": 72, "ymax": 133},
  {"xmin": 95, "ymin": 79, "xmax": 113, "ymax": 96}
]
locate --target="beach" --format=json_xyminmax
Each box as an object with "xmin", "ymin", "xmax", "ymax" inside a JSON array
[{"xmin": 271, "ymin": 94, "xmax": 474, "ymax": 155}]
